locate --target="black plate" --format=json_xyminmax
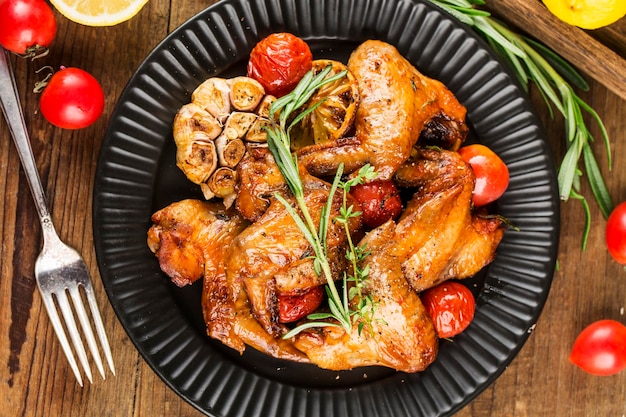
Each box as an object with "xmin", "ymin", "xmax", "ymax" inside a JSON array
[{"xmin": 93, "ymin": 0, "xmax": 560, "ymax": 415}]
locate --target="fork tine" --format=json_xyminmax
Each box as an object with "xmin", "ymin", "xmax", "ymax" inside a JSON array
[
  {"xmin": 83, "ymin": 283, "xmax": 116, "ymax": 376},
  {"xmin": 68, "ymin": 285, "xmax": 106, "ymax": 379},
  {"xmin": 55, "ymin": 289, "xmax": 94, "ymax": 384},
  {"xmin": 40, "ymin": 293, "xmax": 84, "ymax": 387}
]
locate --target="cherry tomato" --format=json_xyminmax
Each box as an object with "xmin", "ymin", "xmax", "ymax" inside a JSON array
[
  {"xmin": 39, "ymin": 67, "xmax": 105, "ymax": 129},
  {"xmin": 458, "ymin": 144, "xmax": 509, "ymax": 207},
  {"xmin": 570, "ymin": 320, "xmax": 626, "ymax": 376},
  {"xmin": 351, "ymin": 180, "xmax": 403, "ymax": 229},
  {"xmin": 606, "ymin": 201, "xmax": 626, "ymax": 264},
  {"xmin": 0, "ymin": 0, "xmax": 57, "ymax": 56},
  {"xmin": 278, "ymin": 286, "xmax": 324, "ymax": 323},
  {"xmin": 421, "ymin": 281, "xmax": 475, "ymax": 338},
  {"xmin": 247, "ymin": 32, "xmax": 312, "ymax": 97}
]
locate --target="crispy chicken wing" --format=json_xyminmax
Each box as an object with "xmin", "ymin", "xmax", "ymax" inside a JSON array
[
  {"xmin": 292, "ymin": 148, "xmax": 504, "ymax": 372},
  {"xmin": 148, "ymin": 199, "xmax": 307, "ymax": 361},
  {"xmin": 227, "ymin": 166, "xmax": 362, "ymax": 338},
  {"xmin": 298, "ymin": 40, "xmax": 467, "ymax": 180},
  {"xmin": 293, "ymin": 218, "xmax": 439, "ymax": 372},
  {"xmin": 394, "ymin": 148, "xmax": 505, "ymax": 292},
  {"xmin": 147, "ymin": 199, "xmax": 247, "ymax": 287}
]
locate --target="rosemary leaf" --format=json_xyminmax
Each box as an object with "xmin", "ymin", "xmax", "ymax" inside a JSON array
[
  {"xmin": 557, "ymin": 134, "xmax": 583, "ymax": 199},
  {"xmin": 473, "ymin": 17, "xmax": 525, "ymax": 57},
  {"xmin": 576, "ymin": 96, "xmax": 612, "ymax": 167},
  {"xmin": 569, "ymin": 189, "xmax": 592, "ymax": 250},
  {"xmin": 319, "ymin": 164, "xmax": 344, "ymax": 252},
  {"xmin": 523, "ymin": 37, "xmax": 589, "ymax": 91},
  {"xmin": 283, "ymin": 321, "xmax": 340, "ymax": 340},
  {"xmin": 582, "ymin": 143, "xmax": 613, "ymax": 219}
]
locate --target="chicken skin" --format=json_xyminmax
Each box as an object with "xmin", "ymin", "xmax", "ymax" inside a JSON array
[
  {"xmin": 293, "ymin": 219, "xmax": 440, "ymax": 372},
  {"xmin": 147, "ymin": 199, "xmax": 248, "ymax": 287},
  {"xmin": 394, "ymin": 148, "xmax": 505, "ymax": 292},
  {"xmin": 227, "ymin": 160, "xmax": 362, "ymax": 338},
  {"xmin": 292, "ymin": 149, "xmax": 504, "ymax": 372},
  {"xmin": 298, "ymin": 40, "xmax": 467, "ymax": 181}
]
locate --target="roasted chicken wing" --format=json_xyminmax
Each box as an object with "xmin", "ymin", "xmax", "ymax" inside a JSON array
[
  {"xmin": 293, "ymin": 219, "xmax": 439, "ymax": 372},
  {"xmin": 147, "ymin": 199, "xmax": 307, "ymax": 361},
  {"xmin": 298, "ymin": 40, "xmax": 467, "ymax": 181},
  {"xmin": 394, "ymin": 148, "xmax": 505, "ymax": 292},
  {"xmin": 292, "ymin": 148, "xmax": 504, "ymax": 372},
  {"xmin": 227, "ymin": 163, "xmax": 362, "ymax": 338},
  {"xmin": 147, "ymin": 199, "xmax": 247, "ymax": 287}
]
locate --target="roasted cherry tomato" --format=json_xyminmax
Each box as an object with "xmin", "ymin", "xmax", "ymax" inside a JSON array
[
  {"xmin": 606, "ymin": 201, "xmax": 626, "ymax": 264},
  {"xmin": 570, "ymin": 320, "xmax": 626, "ymax": 376},
  {"xmin": 351, "ymin": 180, "xmax": 403, "ymax": 229},
  {"xmin": 278, "ymin": 286, "xmax": 324, "ymax": 323},
  {"xmin": 458, "ymin": 144, "xmax": 509, "ymax": 207},
  {"xmin": 39, "ymin": 67, "xmax": 105, "ymax": 129},
  {"xmin": 421, "ymin": 281, "xmax": 476, "ymax": 339},
  {"xmin": 247, "ymin": 32, "xmax": 313, "ymax": 97},
  {"xmin": 0, "ymin": 0, "xmax": 57, "ymax": 56}
]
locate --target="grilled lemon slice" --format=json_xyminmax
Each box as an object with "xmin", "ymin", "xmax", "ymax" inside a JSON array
[{"xmin": 291, "ymin": 59, "xmax": 359, "ymax": 150}]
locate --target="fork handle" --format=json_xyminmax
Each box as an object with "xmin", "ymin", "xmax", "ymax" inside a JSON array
[{"xmin": 0, "ymin": 48, "xmax": 51, "ymax": 224}]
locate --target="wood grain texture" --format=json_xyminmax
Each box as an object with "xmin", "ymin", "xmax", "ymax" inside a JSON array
[
  {"xmin": 0, "ymin": 1, "xmax": 625, "ymax": 416},
  {"xmin": 485, "ymin": 0, "xmax": 626, "ymax": 101}
]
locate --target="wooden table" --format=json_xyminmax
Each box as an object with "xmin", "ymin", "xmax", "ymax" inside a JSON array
[{"xmin": 1, "ymin": 1, "xmax": 625, "ymax": 416}]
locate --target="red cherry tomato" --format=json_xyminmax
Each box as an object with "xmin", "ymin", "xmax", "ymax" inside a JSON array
[
  {"xmin": 39, "ymin": 67, "xmax": 105, "ymax": 129},
  {"xmin": 0, "ymin": 0, "xmax": 57, "ymax": 56},
  {"xmin": 606, "ymin": 201, "xmax": 626, "ymax": 264},
  {"xmin": 350, "ymin": 180, "xmax": 403, "ymax": 229},
  {"xmin": 247, "ymin": 32, "xmax": 313, "ymax": 97},
  {"xmin": 278, "ymin": 286, "xmax": 324, "ymax": 323},
  {"xmin": 570, "ymin": 320, "xmax": 626, "ymax": 376},
  {"xmin": 421, "ymin": 281, "xmax": 476, "ymax": 338},
  {"xmin": 458, "ymin": 144, "xmax": 509, "ymax": 207}
]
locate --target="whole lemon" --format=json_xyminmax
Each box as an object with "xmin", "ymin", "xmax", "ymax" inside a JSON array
[{"xmin": 542, "ymin": 0, "xmax": 626, "ymax": 29}]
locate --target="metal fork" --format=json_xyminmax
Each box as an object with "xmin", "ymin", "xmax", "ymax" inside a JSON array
[{"xmin": 0, "ymin": 48, "xmax": 115, "ymax": 386}]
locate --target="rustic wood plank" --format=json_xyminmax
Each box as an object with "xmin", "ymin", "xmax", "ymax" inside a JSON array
[{"xmin": 485, "ymin": 0, "xmax": 626, "ymax": 101}]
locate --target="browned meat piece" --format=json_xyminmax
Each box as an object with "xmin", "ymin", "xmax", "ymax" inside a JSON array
[
  {"xmin": 418, "ymin": 113, "xmax": 468, "ymax": 151},
  {"xmin": 235, "ymin": 145, "xmax": 289, "ymax": 222},
  {"xmin": 298, "ymin": 40, "xmax": 467, "ymax": 180},
  {"xmin": 147, "ymin": 199, "xmax": 307, "ymax": 361},
  {"xmin": 204, "ymin": 250, "xmax": 309, "ymax": 362},
  {"xmin": 227, "ymin": 169, "xmax": 362, "ymax": 338},
  {"xmin": 292, "ymin": 148, "xmax": 504, "ymax": 372},
  {"xmin": 394, "ymin": 148, "xmax": 505, "ymax": 292},
  {"xmin": 293, "ymin": 220, "xmax": 439, "ymax": 372},
  {"xmin": 147, "ymin": 199, "xmax": 247, "ymax": 287}
]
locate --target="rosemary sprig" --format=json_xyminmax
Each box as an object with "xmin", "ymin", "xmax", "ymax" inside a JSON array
[
  {"xmin": 265, "ymin": 67, "xmax": 378, "ymax": 338},
  {"xmin": 429, "ymin": 0, "xmax": 614, "ymax": 249}
]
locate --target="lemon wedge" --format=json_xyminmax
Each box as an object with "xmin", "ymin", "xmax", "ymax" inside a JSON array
[
  {"xmin": 49, "ymin": 0, "xmax": 149, "ymax": 26},
  {"xmin": 542, "ymin": 0, "xmax": 626, "ymax": 29},
  {"xmin": 290, "ymin": 59, "xmax": 359, "ymax": 150}
]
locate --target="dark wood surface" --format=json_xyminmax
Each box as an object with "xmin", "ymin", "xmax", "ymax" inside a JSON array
[{"xmin": 1, "ymin": 1, "xmax": 625, "ymax": 416}]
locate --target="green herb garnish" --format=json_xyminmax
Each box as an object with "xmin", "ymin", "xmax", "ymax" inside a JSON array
[
  {"xmin": 265, "ymin": 67, "xmax": 378, "ymax": 338},
  {"xmin": 429, "ymin": 0, "xmax": 614, "ymax": 249}
]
